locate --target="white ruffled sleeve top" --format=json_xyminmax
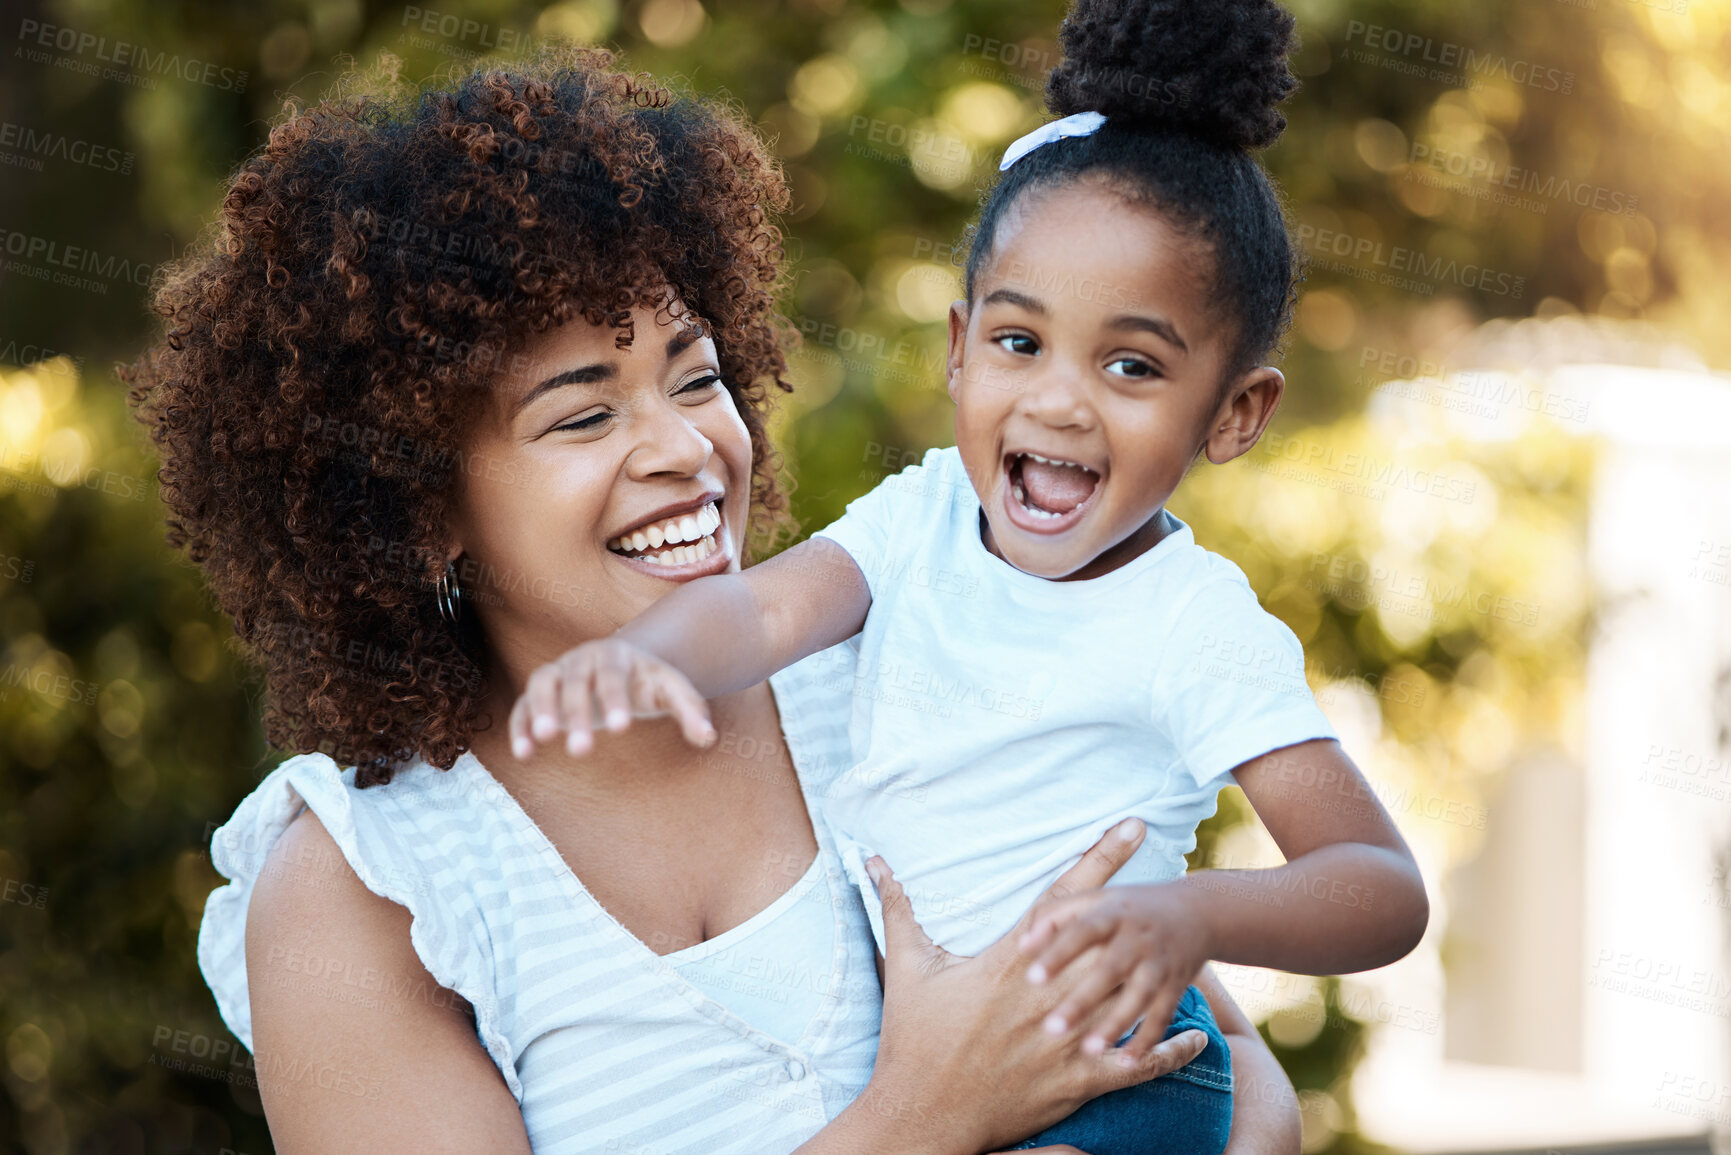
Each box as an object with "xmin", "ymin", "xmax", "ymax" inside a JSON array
[{"xmin": 196, "ymin": 646, "xmax": 883, "ymax": 1155}]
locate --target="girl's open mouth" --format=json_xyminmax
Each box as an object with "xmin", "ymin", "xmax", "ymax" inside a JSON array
[
  {"xmin": 605, "ymin": 500, "xmax": 730, "ymax": 576},
  {"xmin": 1002, "ymin": 452, "xmax": 1102, "ymax": 535}
]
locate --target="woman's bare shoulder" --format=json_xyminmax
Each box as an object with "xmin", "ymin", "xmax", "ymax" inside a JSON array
[{"xmin": 244, "ymin": 809, "xmax": 530, "ymax": 1155}]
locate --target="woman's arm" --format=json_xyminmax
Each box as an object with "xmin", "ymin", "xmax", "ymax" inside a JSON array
[
  {"xmin": 245, "ymin": 811, "xmax": 532, "ymax": 1155},
  {"xmin": 1194, "ymin": 967, "xmax": 1302, "ymax": 1155}
]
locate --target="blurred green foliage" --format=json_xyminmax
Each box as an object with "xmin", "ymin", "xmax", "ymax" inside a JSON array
[{"xmin": 1, "ymin": 0, "xmax": 1721, "ymax": 1150}]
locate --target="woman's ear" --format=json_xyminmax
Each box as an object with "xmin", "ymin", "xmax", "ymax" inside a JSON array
[
  {"xmin": 1203, "ymin": 366, "xmax": 1285, "ymax": 465},
  {"xmin": 946, "ymin": 299, "xmax": 970, "ymax": 404}
]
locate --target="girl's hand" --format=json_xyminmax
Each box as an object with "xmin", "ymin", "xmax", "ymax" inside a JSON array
[
  {"xmin": 506, "ymin": 638, "xmax": 715, "ymax": 758},
  {"xmin": 847, "ymin": 818, "xmax": 1212, "ymax": 1155},
  {"xmin": 1016, "ymin": 879, "xmax": 1212, "ymax": 1066}
]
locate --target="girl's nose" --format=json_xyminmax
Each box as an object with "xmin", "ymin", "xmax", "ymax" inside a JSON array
[{"xmin": 1019, "ymin": 366, "xmax": 1094, "ymax": 430}]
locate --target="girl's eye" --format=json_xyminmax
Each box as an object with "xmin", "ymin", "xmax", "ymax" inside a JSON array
[
  {"xmin": 554, "ymin": 410, "xmax": 611, "ymax": 433},
  {"xmin": 1106, "ymin": 357, "xmax": 1161, "ymax": 380},
  {"xmin": 993, "ymin": 334, "xmax": 1039, "ymax": 357},
  {"xmin": 677, "ymin": 373, "xmax": 723, "ymax": 397}
]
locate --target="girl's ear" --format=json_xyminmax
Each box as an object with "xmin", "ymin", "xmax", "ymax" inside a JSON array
[
  {"xmin": 945, "ymin": 299, "xmax": 970, "ymax": 404},
  {"xmin": 1203, "ymin": 366, "xmax": 1285, "ymax": 465}
]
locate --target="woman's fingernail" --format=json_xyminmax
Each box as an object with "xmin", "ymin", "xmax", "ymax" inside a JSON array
[
  {"xmin": 1116, "ymin": 819, "xmax": 1139, "ymax": 839},
  {"xmin": 1081, "ymin": 1035, "xmax": 1105, "ymax": 1056},
  {"xmin": 1115, "ymin": 1051, "xmax": 1139, "ymax": 1069},
  {"xmin": 532, "ymin": 715, "xmax": 556, "ymax": 739},
  {"xmin": 1043, "ymin": 1013, "xmax": 1067, "ymax": 1036},
  {"xmin": 606, "ymin": 709, "xmax": 629, "ymax": 730},
  {"xmin": 512, "ymin": 738, "xmax": 531, "ymax": 759},
  {"xmin": 1026, "ymin": 963, "xmax": 1047, "ymax": 984}
]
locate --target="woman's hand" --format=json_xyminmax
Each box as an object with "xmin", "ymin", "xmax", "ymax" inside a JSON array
[
  {"xmin": 808, "ymin": 818, "xmax": 1210, "ymax": 1155},
  {"xmin": 1016, "ymin": 879, "xmax": 1213, "ymax": 1064},
  {"xmin": 507, "ymin": 638, "xmax": 715, "ymax": 758}
]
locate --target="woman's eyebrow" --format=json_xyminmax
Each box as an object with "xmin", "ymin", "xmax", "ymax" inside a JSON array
[{"xmin": 510, "ymin": 362, "xmax": 617, "ymax": 418}]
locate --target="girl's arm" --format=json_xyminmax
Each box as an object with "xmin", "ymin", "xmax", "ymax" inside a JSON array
[
  {"xmin": 1194, "ymin": 967, "xmax": 1303, "ymax": 1155},
  {"xmin": 1016, "ymin": 739, "xmax": 1428, "ymax": 1061},
  {"xmin": 510, "ymin": 537, "xmax": 871, "ymax": 754},
  {"xmin": 621, "ymin": 536, "xmax": 870, "ymax": 697}
]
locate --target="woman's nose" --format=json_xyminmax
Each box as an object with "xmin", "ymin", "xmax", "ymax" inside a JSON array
[{"xmin": 627, "ymin": 402, "xmax": 713, "ymax": 478}]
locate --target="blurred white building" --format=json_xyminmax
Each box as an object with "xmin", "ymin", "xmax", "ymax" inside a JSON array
[{"xmin": 1217, "ymin": 318, "xmax": 1731, "ymax": 1153}]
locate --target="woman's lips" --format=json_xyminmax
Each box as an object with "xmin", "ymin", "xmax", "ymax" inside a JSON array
[{"xmin": 606, "ymin": 499, "xmax": 731, "ymax": 578}]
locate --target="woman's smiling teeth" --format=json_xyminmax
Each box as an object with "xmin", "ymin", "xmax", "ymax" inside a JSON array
[
  {"xmin": 1009, "ymin": 452, "xmax": 1101, "ymax": 519},
  {"xmin": 607, "ymin": 501, "xmax": 721, "ymax": 566}
]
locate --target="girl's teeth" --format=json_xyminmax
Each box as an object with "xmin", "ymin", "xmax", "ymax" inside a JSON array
[{"xmin": 1011, "ymin": 480, "xmax": 1062, "ymax": 520}]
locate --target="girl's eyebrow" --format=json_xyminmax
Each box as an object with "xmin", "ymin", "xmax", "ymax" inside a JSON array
[
  {"xmin": 1107, "ymin": 313, "xmax": 1188, "ymax": 353},
  {"xmin": 982, "ymin": 286, "xmax": 1189, "ymax": 354},
  {"xmin": 981, "ymin": 287, "xmax": 1046, "ymax": 314}
]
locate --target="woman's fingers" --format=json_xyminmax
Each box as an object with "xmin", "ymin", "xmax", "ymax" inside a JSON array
[
  {"xmin": 994, "ymin": 818, "xmax": 1144, "ymax": 972},
  {"xmin": 870, "ymin": 857, "xmax": 949, "ymax": 979},
  {"xmin": 1105, "ymin": 1027, "xmax": 1208, "ymax": 1088},
  {"xmin": 1114, "ymin": 992, "xmax": 1186, "ymax": 1066},
  {"xmin": 1046, "ymin": 818, "xmax": 1145, "ymax": 899}
]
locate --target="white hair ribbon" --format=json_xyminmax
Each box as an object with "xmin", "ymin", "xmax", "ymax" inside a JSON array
[{"xmin": 997, "ymin": 110, "xmax": 1107, "ymax": 171}]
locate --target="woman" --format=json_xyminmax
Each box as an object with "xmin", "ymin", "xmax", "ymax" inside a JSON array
[{"xmin": 127, "ymin": 48, "xmax": 1302, "ymax": 1153}]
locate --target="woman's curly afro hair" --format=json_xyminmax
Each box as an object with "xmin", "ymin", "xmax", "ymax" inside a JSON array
[{"xmin": 125, "ymin": 48, "xmax": 792, "ymax": 786}]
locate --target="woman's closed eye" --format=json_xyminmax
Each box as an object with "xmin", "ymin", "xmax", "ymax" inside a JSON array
[
  {"xmin": 550, "ymin": 374, "xmax": 720, "ymax": 434},
  {"xmin": 676, "ymin": 372, "xmax": 723, "ymax": 399},
  {"xmin": 553, "ymin": 408, "xmax": 612, "ymax": 434}
]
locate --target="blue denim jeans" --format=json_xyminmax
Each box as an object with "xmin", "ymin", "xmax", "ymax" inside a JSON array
[{"xmin": 1008, "ymin": 984, "xmax": 1233, "ymax": 1155}]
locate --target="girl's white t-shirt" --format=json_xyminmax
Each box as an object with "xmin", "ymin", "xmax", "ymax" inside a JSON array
[{"xmin": 813, "ymin": 446, "xmax": 1338, "ymax": 957}]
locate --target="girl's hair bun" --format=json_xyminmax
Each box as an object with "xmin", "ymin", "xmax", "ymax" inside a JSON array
[{"xmin": 1044, "ymin": 0, "xmax": 1299, "ymax": 151}]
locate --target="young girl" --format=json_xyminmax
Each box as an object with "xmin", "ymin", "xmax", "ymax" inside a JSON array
[{"xmin": 513, "ymin": 1, "xmax": 1428, "ymax": 1151}]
